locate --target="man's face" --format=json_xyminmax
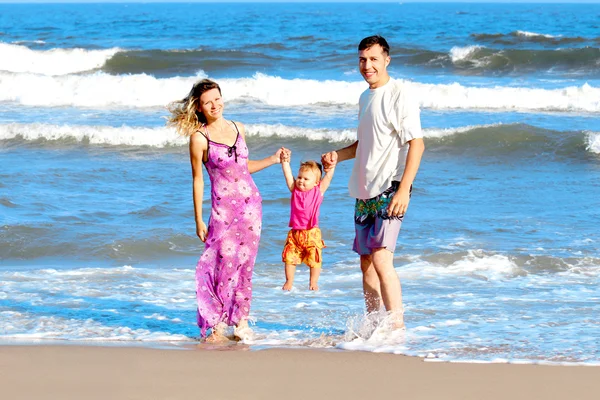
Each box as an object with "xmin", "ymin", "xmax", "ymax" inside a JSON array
[{"xmin": 358, "ymin": 44, "xmax": 390, "ymax": 89}]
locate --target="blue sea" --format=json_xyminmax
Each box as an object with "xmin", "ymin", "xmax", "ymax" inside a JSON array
[{"xmin": 1, "ymin": 2, "xmax": 600, "ymax": 365}]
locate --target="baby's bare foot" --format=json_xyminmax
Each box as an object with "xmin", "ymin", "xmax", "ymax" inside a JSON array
[
  {"xmin": 282, "ymin": 281, "xmax": 293, "ymax": 291},
  {"xmin": 309, "ymin": 283, "xmax": 319, "ymax": 291}
]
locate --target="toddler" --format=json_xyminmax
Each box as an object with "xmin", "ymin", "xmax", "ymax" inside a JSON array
[{"xmin": 280, "ymin": 150, "xmax": 335, "ymax": 290}]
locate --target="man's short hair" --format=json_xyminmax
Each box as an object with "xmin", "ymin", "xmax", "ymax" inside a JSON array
[{"xmin": 358, "ymin": 35, "xmax": 390, "ymax": 55}]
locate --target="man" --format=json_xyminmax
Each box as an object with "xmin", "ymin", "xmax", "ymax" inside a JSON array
[{"xmin": 322, "ymin": 35, "xmax": 424, "ymax": 329}]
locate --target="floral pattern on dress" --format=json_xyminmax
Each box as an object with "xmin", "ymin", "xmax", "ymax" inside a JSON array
[{"xmin": 195, "ymin": 126, "xmax": 262, "ymax": 338}]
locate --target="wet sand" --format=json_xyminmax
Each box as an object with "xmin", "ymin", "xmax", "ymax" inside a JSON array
[{"xmin": 1, "ymin": 345, "xmax": 599, "ymax": 400}]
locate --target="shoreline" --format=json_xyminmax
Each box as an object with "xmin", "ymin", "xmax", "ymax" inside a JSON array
[{"xmin": 1, "ymin": 345, "xmax": 599, "ymax": 400}]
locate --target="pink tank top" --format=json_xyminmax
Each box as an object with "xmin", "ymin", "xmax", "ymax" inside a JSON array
[{"xmin": 289, "ymin": 185, "xmax": 323, "ymax": 230}]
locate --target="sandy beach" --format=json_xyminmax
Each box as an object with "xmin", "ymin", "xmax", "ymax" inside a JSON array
[{"xmin": 1, "ymin": 345, "xmax": 598, "ymax": 400}]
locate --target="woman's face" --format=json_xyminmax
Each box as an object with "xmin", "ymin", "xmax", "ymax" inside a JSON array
[{"xmin": 198, "ymin": 88, "xmax": 224, "ymax": 122}]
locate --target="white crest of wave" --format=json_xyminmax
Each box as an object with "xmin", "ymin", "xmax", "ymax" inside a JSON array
[
  {"xmin": 401, "ymin": 250, "xmax": 522, "ymax": 280},
  {"xmin": 423, "ymin": 123, "xmax": 503, "ymax": 139},
  {"xmin": 246, "ymin": 123, "xmax": 356, "ymax": 142},
  {"xmin": 0, "ymin": 122, "xmax": 512, "ymax": 147},
  {"xmin": 0, "ymin": 71, "xmax": 204, "ymax": 108},
  {"xmin": 0, "ymin": 42, "xmax": 121, "ymax": 75},
  {"xmin": 585, "ymin": 131, "xmax": 600, "ymax": 154},
  {"xmin": 0, "ymin": 123, "xmax": 186, "ymax": 147},
  {"xmin": 222, "ymin": 73, "xmax": 364, "ymax": 106},
  {"xmin": 418, "ymin": 81, "xmax": 600, "ymax": 113},
  {"xmin": 516, "ymin": 30, "xmax": 558, "ymax": 39},
  {"xmin": 1, "ymin": 71, "xmax": 598, "ymax": 113},
  {"xmin": 0, "ymin": 122, "xmax": 358, "ymax": 146},
  {"xmin": 450, "ymin": 45, "xmax": 484, "ymax": 63}
]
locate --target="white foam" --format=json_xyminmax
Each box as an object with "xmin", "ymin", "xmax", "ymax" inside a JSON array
[
  {"xmin": 223, "ymin": 73, "xmax": 364, "ymax": 106},
  {"xmin": 2, "ymin": 262, "xmax": 600, "ymax": 364},
  {"xmin": 450, "ymin": 45, "xmax": 484, "ymax": 63},
  {"xmin": 516, "ymin": 30, "xmax": 559, "ymax": 39},
  {"xmin": 0, "ymin": 314, "xmax": 191, "ymax": 342},
  {"xmin": 246, "ymin": 123, "xmax": 356, "ymax": 142},
  {"xmin": 417, "ymin": 81, "xmax": 600, "ymax": 113},
  {"xmin": 423, "ymin": 123, "xmax": 502, "ymax": 139},
  {"xmin": 586, "ymin": 131, "xmax": 600, "ymax": 154},
  {"xmin": 5, "ymin": 122, "xmax": 600, "ymax": 157},
  {"xmin": 0, "ymin": 122, "xmax": 186, "ymax": 147},
  {"xmin": 1, "ymin": 71, "xmax": 598, "ymax": 113},
  {"xmin": 400, "ymin": 250, "xmax": 523, "ymax": 281},
  {"xmin": 0, "ymin": 42, "xmax": 122, "ymax": 75},
  {"xmin": 0, "ymin": 122, "xmax": 456, "ymax": 147},
  {"xmin": 0, "ymin": 71, "xmax": 204, "ymax": 108}
]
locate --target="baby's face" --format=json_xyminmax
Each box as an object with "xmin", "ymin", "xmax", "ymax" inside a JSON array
[{"xmin": 295, "ymin": 168, "xmax": 319, "ymax": 192}]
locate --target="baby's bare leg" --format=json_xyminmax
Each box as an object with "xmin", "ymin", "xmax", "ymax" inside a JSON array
[
  {"xmin": 283, "ymin": 264, "xmax": 296, "ymax": 291},
  {"xmin": 309, "ymin": 267, "xmax": 321, "ymax": 291}
]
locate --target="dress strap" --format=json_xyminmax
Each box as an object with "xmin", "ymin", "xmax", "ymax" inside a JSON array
[
  {"xmin": 198, "ymin": 125, "xmax": 210, "ymax": 163},
  {"xmin": 231, "ymin": 121, "xmax": 240, "ymax": 135},
  {"xmin": 228, "ymin": 121, "xmax": 240, "ymax": 163}
]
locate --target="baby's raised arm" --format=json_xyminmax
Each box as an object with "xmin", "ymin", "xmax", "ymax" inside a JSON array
[
  {"xmin": 319, "ymin": 164, "xmax": 335, "ymax": 195},
  {"xmin": 281, "ymin": 149, "xmax": 295, "ymax": 192}
]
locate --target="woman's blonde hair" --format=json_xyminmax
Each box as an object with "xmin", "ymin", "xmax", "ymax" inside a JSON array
[
  {"xmin": 166, "ymin": 79, "xmax": 221, "ymax": 137},
  {"xmin": 299, "ymin": 160, "xmax": 323, "ymax": 182}
]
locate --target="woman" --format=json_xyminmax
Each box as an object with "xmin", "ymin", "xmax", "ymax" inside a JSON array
[{"xmin": 167, "ymin": 79, "xmax": 286, "ymax": 342}]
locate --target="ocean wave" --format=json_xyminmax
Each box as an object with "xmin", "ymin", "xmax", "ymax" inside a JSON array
[
  {"xmin": 94, "ymin": 44, "xmax": 600, "ymax": 77},
  {"xmin": 445, "ymin": 45, "xmax": 600, "ymax": 74},
  {"xmin": 471, "ymin": 31, "xmax": 588, "ymax": 46},
  {"xmin": 0, "ymin": 72, "xmax": 598, "ymax": 113},
  {"xmin": 0, "ymin": 42, "xmax": 121, "ymax": 75},
  {"xmin": 0, "ymin": 224, "xmax": 200, "ymax": 260},
  {"xmin": 425, "ymin": 123, "xmax": 596, "ymax": 158},
  {"xmin": 0, "ymin": 122, "xmax": 187, "ymax": 147},
  {"xmin": 4, "ymin": 40, "xmax": 599, "ymax": 79},
  {"xmin": 404, "ymin": 250, "xmax": 600, "ymax": 281},
  {"xmin": 1, "ymin": 122, "xmax": 598, "ymax": 159},
  {"xmin": 102, "ymin": 48, "xmax": 279, "ymax": 76},
  {"xmin": 0, "ymin": 122, "xmax": 355, "ymax": 147},
  {"xmin": 416, "ymin": 81, "xmax": 599, "ymax": 113}
]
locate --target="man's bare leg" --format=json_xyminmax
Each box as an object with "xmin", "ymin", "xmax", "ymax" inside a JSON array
[
  {"xmin": 360, "ymin": 254, "xmax": 382, "ymax": 313},
  {"xmin": 309, "ymin": 267, "xmax": 321, "ymax": 291},
  {"xmin": 282, "ymin": 264, "xmax": 296, "ymax": 291},
  {"xmin": 371, "ymin": 248, "xmax": 405, "ymax": 329}
]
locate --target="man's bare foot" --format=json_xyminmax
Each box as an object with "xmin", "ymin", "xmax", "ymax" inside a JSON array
[
  {"xmin": 389, "ymin": 310, "xmax": 405, "ymax": 330},
  {"xmin": 282, "ymin": 281, "xmax": 293, "ymax": 291},
  {"xmin": 393, "ymin": 321, "xmax": 406, "ymax": 330}
]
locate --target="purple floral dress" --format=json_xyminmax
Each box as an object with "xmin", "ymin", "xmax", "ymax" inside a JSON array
[{"xmin": 195, "ymin": 122, "xmax": 262, "ymax": 337}]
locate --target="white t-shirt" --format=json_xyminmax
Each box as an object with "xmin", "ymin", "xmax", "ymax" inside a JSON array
[{"xmin": 348, "ymin": 78, "xmax": 423, "ymax": 200}]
